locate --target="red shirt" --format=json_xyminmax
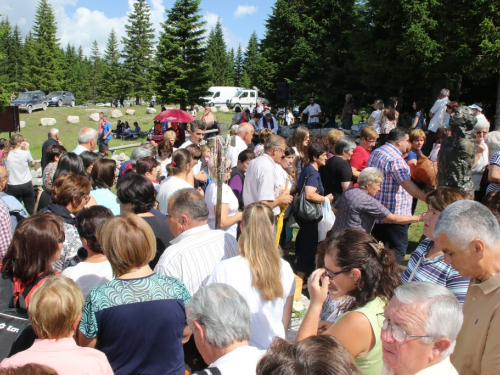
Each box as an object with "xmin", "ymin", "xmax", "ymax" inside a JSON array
[{"xmin": 350, "ymin": 145, "xmax": 370, "ymax": 172}]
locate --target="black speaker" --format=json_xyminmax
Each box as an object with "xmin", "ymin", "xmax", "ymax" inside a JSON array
[
  {"xmin": 0, "ymin": 106, "xmax": 20, "ymax": 133},
  {"xmin": 276, "ymin": 82, "xmax": 289, "ymax": 101}
]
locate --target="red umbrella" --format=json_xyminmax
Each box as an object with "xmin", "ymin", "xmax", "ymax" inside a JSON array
[{"xmin": 154, "ymin": 109, "xmax": 194, "ymax": 123}]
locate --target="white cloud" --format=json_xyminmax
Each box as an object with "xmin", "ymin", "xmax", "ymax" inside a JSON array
[
  {"xmin": 234, "ymin": 5, "xmax": 257, "ymax": 18},
  {"xmin": 203, "ymin": 12, "xmax": 242, "ymax": 51}
]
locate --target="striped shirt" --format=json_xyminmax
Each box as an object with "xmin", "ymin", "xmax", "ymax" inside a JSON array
[
  {"xmin": 401, "ymin": 238, "xmax": 470, "ymax": 306},
  {"xmin": 0, "ymin": 201, "xmax": 12, "ymax": 258},
  {"xmin": 154, "ymin": 224, "xmax": 238, "ymax": 296},
  {"xmin": 487, "ymin": 150, "xmax": 500, "ymax": 193},
  {"xmin": 368, "ymin": 142, "xmax": 412, "ymax": 216}
]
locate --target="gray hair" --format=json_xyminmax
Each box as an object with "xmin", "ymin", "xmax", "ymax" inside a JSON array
[
  {"xmin": 186, "ymin": 284, "xmax": 251, "ymax": 348},
  {"xmin": 78, "ymin": 128, "xmax": 98, "ymax": 144},
  {"xmin": 189, "ymin": 119, "xmax": 206, "ymax": 132},
  {"xmin": 237, "ymin": 123, "xmax": 253, "ymax": 135},
  {"xmin": 130, "ymin": 147, "xmax": 153, "ymax": 166},
  {"xmin": 169, "ymin": 188, "xmax": 208, "ymax": 221},
  {"xmin": 485, "ymin": 131, "xmax": 500, "ymax": 155},
  {"xmin": 373, "ymin": 99, "xmax": 384, "ymax": 111},
  {"xmin": 434, "ymin": 200, "xmax": 500, "ymax": 251},
  {"xmin": 264, "ymin": 134, "xmax": 285, "ymax": 152},
  {"xmin": 393, "ymin": 282, "xmax": 463, "ymax": 358},
  {"xmin": 231, "ymin": 125, "xmax": 239, "ymax": 133},
  {"xmin": 474, "ymin": 116, "xmax": 490, "ymax": 130},
  {"xmin": 440, "ymin": 88, "xmax": 450, "ymax": 97},
  {"xmin": 334, "ymin": 137, "xmax": 356, "ymax": 155},
  {"xmin": 49, "ymin": 128, "xmax": 59, "ymax": 137},
  {"xmin": 346, "ymin": 94, "xmax": 353, "ymax": 100},
  {"xmin": 139, "ymin": 141, "xmax": 158, "ymax": 156},
  {"xmin": 358, "ymin": 167, "xmax": 383, "ymax": 189}
]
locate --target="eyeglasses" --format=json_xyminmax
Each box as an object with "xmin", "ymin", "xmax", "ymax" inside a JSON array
[
  {"xmin": 324, "ymin": 268, "xmax": 347, "ymax": 279},
  {"xmin": 58, "ymin": 231, "xmax": 66, "ymax": 243},
  {"xmin": 377, "ymin": 314, "xmax": 433, "ymax": 343}
]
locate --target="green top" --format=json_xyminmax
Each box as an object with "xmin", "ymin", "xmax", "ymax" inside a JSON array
[{"xmin": 346, "ymin": 296, "xmax": 386, "ymax": 375}]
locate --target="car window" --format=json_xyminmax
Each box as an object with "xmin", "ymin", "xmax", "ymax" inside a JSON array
[
  {"xmin": 214, "ymin": 92, "xmax": 220, "ymax": 98},
  {"xmin": 240, "ymin": 92, "xmax": 248, "ymax": 98},
  {"xmin": 18, "ymin": 93, "xmax": 32, "ymax": 100},
  {"xmin": 250, "ymin": 92, "xmax": 256, "ymax": 98}
]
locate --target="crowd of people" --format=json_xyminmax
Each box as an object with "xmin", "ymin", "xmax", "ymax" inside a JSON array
[{"xmin": 0, "ymin": 91, "xmax": 499, "ymax": 375}]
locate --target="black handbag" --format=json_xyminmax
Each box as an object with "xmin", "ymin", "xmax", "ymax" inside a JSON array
[{"xmin": 293, "ymin": 172, "xmax": 323, "ymax": 223}]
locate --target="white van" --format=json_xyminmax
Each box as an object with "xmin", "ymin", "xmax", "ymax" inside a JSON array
[
  {"xmin": 226, "ymin": 89, "xmax": 269, "ymax": 109},
  {"xmin": 201, "ymin": 86, "xmax": 245, "ymax": 107}
]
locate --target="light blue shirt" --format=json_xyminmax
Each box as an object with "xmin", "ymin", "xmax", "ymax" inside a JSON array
[{"xmin": 90, "ymin": 187, "xmax": 120, "ymax": 216}]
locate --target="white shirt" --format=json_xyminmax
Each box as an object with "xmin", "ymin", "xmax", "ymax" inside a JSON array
[
  {"xmin": 230, "ymin": 135, "xmax": 249, "ymax": 168},
  {"xmin": 179, "ymin": 139, "xmax": 193, "ymax": 149},
  {"xmin": 302, "ymin": 103, "xmax": 322, "ymax": 123},
  {"xmin": 157, "ymin": 176, "xmax": 192, "ymax": 215},
  {"xmin": 381, "ymin": 357, "xmax": 458, "ymax": 375},
  {"xmin": 275, "ymin": 164, "xmax": 293, "ymax": 190},
  {"xmin": 243, "ymin": 153, "xmax": 280, "ymax": 215},
  {"xmin": 154, "ymin": 224, "xmax": 238, "ymax": 296},
  {"xmin": 428, "ymin": 97, "xmax": 450, "ymax": 132},
  {"xmin": 207, "ymin": 256, "xmax": 296, "ymax": 349},
  {"xmin": 370, "ymin": 110, "xmax": 382, "ymax": 134},
  {"xmin": 472, "ymin": 141, "xmax": 489, "ymax": 191},
  {"xmin": 72, "ymin": 144, "xmax": 89, "ymax": 155},
  {"xmin": 210, "ymin": 345, "xmax": 265, "ymax": 375},
  {"xmin": 285, "ymin": 112, "xmax": 294, "ymax": 126},
  {"xmin": 256, "ymin": 117, "xmax": 278, "ymax": 133},
  {"xmin": 205, "ymin": 182, "xmax": 239, "ymax": 238},
  {"xmin": 4, "ymin": 150, "xmax": 33, "ymax": 185},
  {"xmin": 256, "ymin": 104, "xmax": 264, "ymax": 114},
  {"xmin": 62, "ymin": 261, "xmax": 113, "ymax": 298}
]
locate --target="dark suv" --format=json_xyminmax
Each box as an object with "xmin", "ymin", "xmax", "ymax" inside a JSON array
[
  {"xmin": 10, "ymin": 91, "xmax": 48, "ymax": 114},
  {"xmin": 47, "ymin": 91, "xmax": 76, "ymax": 107}
]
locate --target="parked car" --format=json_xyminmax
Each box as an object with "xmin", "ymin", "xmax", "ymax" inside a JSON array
[
  {"xmin": 10, "ymin": 91, "xmax": 48, "ymax": 114},
  {"xmin": 201, "ymin": 86, "xmax": 245, "ymax": 107},
  {"xmin": 47, "ymin": 91, "xmax": 76, "ymax": 107},
  {"xmin": 226, "ymin": 89, "xmax": 269, "ymax": 109}
]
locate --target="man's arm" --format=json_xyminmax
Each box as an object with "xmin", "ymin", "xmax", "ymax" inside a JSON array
[
  {"xmin": 400, "ymin": 179, "xmax": 427, "ymax": 201},
  {"xmin": 262, "ymin": 189, "xmax": 293, "ymax": 209}
]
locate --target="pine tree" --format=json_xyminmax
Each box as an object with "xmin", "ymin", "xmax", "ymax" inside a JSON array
[
  {"xmin": 227, "ymin": 48, "xmax": 235, "ymax": 85},
  {"xmin": 239, "ymin": 70, "xmax": 251, "ymax": 89},
  {"xmin": 154, "ymin": 0, "xmax": 210, "ymax": 109},
  {"xmin": 9, "ymin": 25, "xmax": 25, "ymax": 89},
  {"xmin": 243, "ymin": 32, "xmax": 260, "ymax": 87},
  {"xmin": 205, "ymin": 19, "xmax": 233, "ymax": 86},
  {"xmin": 103, "ymin": 28, "xmax": 122, "ymax": 100},
  {"xmin": 234, "ymin": 44, "xmax": 244, "ymax": 84},
  {"xmin": 31, "ymin": 0, "xmax": 63, "ymax": 91},
  {"xmin": 21, "ymin": 31, "xmax": 39, "ymax": 90},
  {"xmin": 122, "ymin": 0, "xmax": 155, "ymax": 104},
  {"xmin": 90, "ymin": 40, "xmax": 104, "ymax": 103}
]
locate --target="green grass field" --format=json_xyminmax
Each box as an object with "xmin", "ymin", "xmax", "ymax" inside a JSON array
[{"xmin": 10, "ymin": 105, "xmax": 235, "ymax": 161}]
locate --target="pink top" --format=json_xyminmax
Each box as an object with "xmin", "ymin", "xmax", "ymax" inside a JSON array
[{"xmin": 0, "ymin": 338, "xmax": 113, "ymax": 375}]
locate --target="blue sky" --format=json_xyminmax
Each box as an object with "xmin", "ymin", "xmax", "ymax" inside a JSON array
[{"xmin": 1, "ymin": 0, "xmax": 274, "ymax": 56}]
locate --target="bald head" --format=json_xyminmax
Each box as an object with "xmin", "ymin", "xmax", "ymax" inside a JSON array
[
  {"xmin": 49, "ymin": 128, "xmax": 59, "ymax": 138},
  {"xmin": 237, "ymin": 122, "xmax": 255, "ymax": 144}
]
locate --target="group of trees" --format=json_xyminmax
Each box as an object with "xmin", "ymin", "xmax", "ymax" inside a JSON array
[{"xmin": 1, "ymin": 0, "xmax": 500, "ymax": 127}]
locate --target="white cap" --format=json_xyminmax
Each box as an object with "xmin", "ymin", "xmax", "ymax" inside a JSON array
[{"xmin": 469, "ymin": 104, "xmax": 483, "ymax": 112}]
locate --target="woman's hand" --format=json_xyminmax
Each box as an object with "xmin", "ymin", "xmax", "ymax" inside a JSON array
[
  {"xmin": 318, "ymin": 320, "xmax": 334, "ymax": 334},
  {"xmin": 307, "ymin": 268, "xmax": 330, "ymax": 307}
]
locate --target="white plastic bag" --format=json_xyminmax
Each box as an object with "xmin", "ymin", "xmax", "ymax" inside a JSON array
[{"xmin": 318, "ymin": 200, "xmax": 335, "ymax": 242}]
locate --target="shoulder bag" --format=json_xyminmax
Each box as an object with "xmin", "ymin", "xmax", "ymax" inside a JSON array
[
  {"xmin": 411, "ymin": 154, "xmax": 438, "ymax": 187},
  {"xmin": 293, "ymin": 172, "xmax": 323, "ymax": 223}
]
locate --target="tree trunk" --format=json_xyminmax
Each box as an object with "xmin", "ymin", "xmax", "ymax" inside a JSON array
[{"xmin": 495, "ymin": 73, "xmax": 500, "ymax": 131}]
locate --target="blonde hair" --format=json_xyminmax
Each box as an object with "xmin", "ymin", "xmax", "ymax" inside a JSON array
[
  {"xmin": 28, "ymin": 275, "xmax": 84, "ymax": 339},
  {"xmin": 96, "ymin": 213, "xmax": 156, "ymax": 276},
  {"xmin": 258, "ymin": 128, "xmax": 274, "ymax": 145},
  {"xmin": 327, "ymin": 129, "xmax": 345, "ymax": 149},
  {"xmin": 1, "ymin": 134, "xmax": 25, "ymax": 162},
  {"xmin": 164, "ymin": 129, "xmax": 177, "ymax": 142},
  {"xmin": 409, "ymin": 129, "xmax": 426, "ymax": 142},
  {"xmin": 239, "ymin": 203, "xmax": 283, "ymax": 301},
  {"xmin": 360, "ymin": 126, "xmax": 379, "ymax": 141}
]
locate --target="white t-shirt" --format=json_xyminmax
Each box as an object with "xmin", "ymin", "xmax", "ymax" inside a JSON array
[
  {"xmin": 4, "ymin": 150, "xmax": 33, "ymax": 185},
  {"xmin": 369, "ymin": 110, "xmax": 382, "ymax": 134},
  {"xmin": 207, "ymin": 256, "xmax": 296, "ymax": 349},
  {"xmin": 62, "ymin": 260, "xmax": 113, "ymax": 298},
  {"xmin": 243, "ymin": 154, "xmax": 280, "ymax": 215},
  {"xmin": 428, "ymin": 97, "xmax": 450, "ymax": 133},
  {"xmin": 275, "ymin": 164, "xmax": 293, "ymax": 190},
  {"xmin": 205, "ymin": 182, "xmax": 239, "ymax": 238},
  {"xmin": 210, "ymin": 345, "xmax": 265, "ymax": 375},
  {"xmin": 230, "ymin": 136, "xmax": 249, "ymax": 168},
  {"xmin": 285, "ymin": 112, "xmax": 294, "ymax": 126},
  {"xmin": 303, "ymin": 103, "xmax": 322, "ymax": 123},
  {"xmin": 157, "ymin": 176, "xmax": 192, "ymax": 214}
]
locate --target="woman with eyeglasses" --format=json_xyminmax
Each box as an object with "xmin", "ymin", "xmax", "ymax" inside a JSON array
[
  {"xmin": 472, "ymin": 117, "xmax": 490, "ymax": 201},
  {"xmin": 296, "ymin": 228, "xmax": 401, "ymax": 375},
  {"xmin": 40, "ymin": 173, "xmax": 90, "ymax": 271},
  {"xmin": 1, "ymin": 213, "xmax": 64, "ymax": 307}
]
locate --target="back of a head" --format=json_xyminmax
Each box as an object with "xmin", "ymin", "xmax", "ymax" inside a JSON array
[
  {"xmin": 238, "ymin": 149, "xmax": 255, "ymax": 164},
  {"xmin": 259, "ymin": 128, "xmax": 273, "ymax": 144},
  {"xmin": 264, "ymin": 134, "xmax": 285, "ymax": 152},
  {"xmin": 76, "ymin": 206, "xmax": 114, "ymax": 253},
  {"xmin": 334, "ymin": 137, "xmax": 356, "ymax": 155},
  {"xmin": 167, "ymin": 149, "xmax": 192, "ymax": 176},
  {"xmin": 186, "ymin": 284, "xmax": 251, "ymax": 349},
  {"xmin": 97, "ymin": 213, "xmax": 156, "ymax": 277},
  {"xmin": 186, "ymin": 143, "xmax": 202, "ymax": 160},
  {"xmin": 440, "ymin": 88, "xmax": 450, "ymax": 97},
  {"xmin": 116, "ymin": 173, "xmax": 156, "ymax": 214},
  {"xmin": 135, "ymin": 156, "xmax": 159, "ymax": 176},
  {"xmin": 425, "ymin": 187, "xmax": 469, "ymax": 212},
  {"xmin": 53, "ymin": 152, "xmax": 86, "ymax": 181},
  {"xmin": 0, "ymin": 364, "xmax": 58, "ymax": 375},
  {"xmin": 90, "ymin": 158, "xmax": 116, "ymax": 189},
  {"xmin": 29, "ymin": 275, "xmax": 84, "ymax": 340},
  {"xmin": 434, "ymin": 200, "xmax": 500, "ymax": 251},
  {"xmin": 78, "ymin": 128, "xmax": 98, "ymax": 144},
  {"xmin": 374, "ymin": 99, "xmax": 384, "ymax": 111},
  {"xmin": 80, "ymin": 150, "xmax": 99, "ymax": 171},
  {"xmin": 257, "ymin": 336, "xmax": 362, "ymax": 375},
  {"xmin": 46, "ymin": 144, "xmax": 67, "ymax": 163},
  {"xmin": 52, "ymin": 172, "xmax": 91, "ymax": 207},
  {"xmin": 483, "ymin": 190, "xmax": 500, "ymax": 215},
  {"xmin": 130, "ymin": 146, "xmax": 153, "ymax": 167},
  {"xmin": 169, "ymin": 188, "xmax": 208, "ymax": 222},
  {"xmin": 327, "ymin": 129, "xmax": 345, "ymax": 149},
  {"xmin": 485, "ymin": 131, "xmax": 500, "ymax": 155},
  {"xmin": 139, "ymin": 141, "xmax": 158, "ymax": 157},
  {"xmin": 387, "ymin": 128, "xmax": 407, "ymax": 143}
]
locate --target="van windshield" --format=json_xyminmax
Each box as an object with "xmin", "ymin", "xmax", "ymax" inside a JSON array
[{"xmin": 17, "ymin": 93, "xmax": 33, "ymax": 100}]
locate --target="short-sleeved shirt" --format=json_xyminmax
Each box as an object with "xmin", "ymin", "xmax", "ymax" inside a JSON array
[
  {"xmin": 487, "ymin": 150, "xmax": 500, "ymax": 193},
  {"xmin": 370, "ymin": 110, "xmax": 382, "ymax": 134},
  {"xmin": 303, "ymin": 103, "xmax": 322, "ymax": 123},
  {"xmin": 4, "ymin": 150, "xmax": 33, "ymax": 185},
  {"xmin": 331, "ymin": 188, "xmax": 391, "ymax": 235},
  {"xmin": 299, "ymin": 164, "xmax": 324, "ymax": 196},
  {"xmin": 350, "ymin": 145, "xmax": 370, "ymax": 173},
  {"xmin": 367, "ymin": 143, "xmax": 412, "ymax": 216},
  {"xmin": 79, "ymin": 274, "xmax": 191, "ymax": 375},
  {"xmin": 205, "ymin": 182, "xmax": 239, "ymax": 238},
  {"xmin": 428, "ymin": 97, "xmax": 450, "ymax": 133},
  {"xmin": 320, "ymin": 156, "xmax": 352, "ymax": 200},
  {"xmin": 102, "ymin": 122, "xmax": 112, "ymax": 140},
  {"xmin": 341, "ymin": 102, "xmax": 357, "ymax": 123},
  {"xmin": 243, "ymin": 153, "xmax": 280, "ymax": 215},
  {"xmin": 450, "ymin": 272, "xmax": 500, "ymax": 374},
  {"xmin": 401, "ymin": 238, "xmax": 469, "ymax": 306}
]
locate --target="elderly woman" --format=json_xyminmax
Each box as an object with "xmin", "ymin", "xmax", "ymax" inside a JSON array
[
  {"xmin": 0, "ymin": 276, "xmax": 113, "ymax": 374},
  {"xmin": 61, "ymin": 206, "xmax": 114, "ymax": 298},
  {"xmin": 90, "ymin": 158, "xmax": 120, "ymax": 215},
  {"xmin": 1, "ymin": 134, "xmax": 36, "ymax": 215},
  {"xmin": 401, "ymin": 187, "xmax": 470, "ymax": 306},
  {"xmin": 116, "ymin": 173, "xmax": 173, "ymax": 269},
  {"xmin": 471, "ymin": 117, "xmax": 490, "ymax": 201},
  {"xmin": 78, "ymin": 214, "xmax": 191, "ymax": 375},
  {"xmin": 350, "ymin": 126, "xmax": 379, "ymax": 179},
  {"xmin": 330, "ymin": 167, "xmax": 423, "ymax": 236},
  {"xmin": 321, "ymin": 137, "xmax": 356, "ymax": 200},
  {"xmin": 297, "ymin": 229, "xmax": 401, "ymax": 375}
]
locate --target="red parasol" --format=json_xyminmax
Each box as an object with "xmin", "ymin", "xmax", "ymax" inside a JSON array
[{"xmin": 154, "ymin": 109, "xmax": 194, "ymax": 123}]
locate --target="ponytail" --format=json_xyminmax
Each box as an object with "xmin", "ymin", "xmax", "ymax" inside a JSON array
[
  {"xmin": 166, "ymin": 148, "xmax": 191, "ymax": 176},
  {"xmin": 1, "ymin": 134, "xmax": 24, "ymax": 163}
]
